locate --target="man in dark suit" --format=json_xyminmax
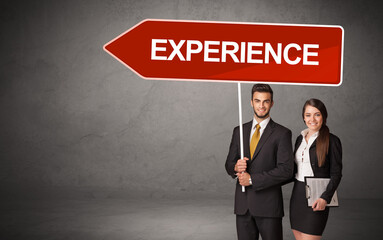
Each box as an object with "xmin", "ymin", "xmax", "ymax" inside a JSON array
[{"xmin": 225, "ymin": 84, "xmax": 294, "ymax": 240}]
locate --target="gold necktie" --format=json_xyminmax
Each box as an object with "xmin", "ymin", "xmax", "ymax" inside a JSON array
[{"xmin": 250, "ymin": 124, "xmax": 261, "ymax": 159}]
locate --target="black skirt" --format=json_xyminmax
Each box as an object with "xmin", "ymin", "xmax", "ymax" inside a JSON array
[{"xmin": 290, "ymin": 180, "xmax": 329, "ymax": 236}]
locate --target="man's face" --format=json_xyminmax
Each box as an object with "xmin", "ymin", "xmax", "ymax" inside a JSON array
[{"xmin": 251, "ymin": 92, "xmax": 273, "ymax": 119}]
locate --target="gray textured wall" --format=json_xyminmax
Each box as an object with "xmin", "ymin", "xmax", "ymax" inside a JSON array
[{"xmin": 1, "ymin": 0, "xmax": 382, "ymax": 199}]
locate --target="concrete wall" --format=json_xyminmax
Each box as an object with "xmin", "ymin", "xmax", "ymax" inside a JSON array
[{"xmin": 1, "ymin": 0, "xmax": 382, "ymax": 199}]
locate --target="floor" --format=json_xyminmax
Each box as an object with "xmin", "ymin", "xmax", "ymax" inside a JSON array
[{"xmin": 1, "ymin": 188, "xmax": 381, "ymax": 240}]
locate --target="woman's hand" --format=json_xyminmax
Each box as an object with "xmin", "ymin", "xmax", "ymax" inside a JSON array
[{"xmin": 312, "ymin": 198, "xmax": 327, "ymax": 211}]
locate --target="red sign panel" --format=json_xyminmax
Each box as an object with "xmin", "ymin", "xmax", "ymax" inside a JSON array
[{"xmin": 104, "ymin": 19, "xmax": 344, "ymax": 86}]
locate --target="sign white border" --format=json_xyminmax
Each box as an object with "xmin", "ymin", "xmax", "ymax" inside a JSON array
[{"xmin": 104, "ymin": 19, "xmax": 344, "ymax": 87}]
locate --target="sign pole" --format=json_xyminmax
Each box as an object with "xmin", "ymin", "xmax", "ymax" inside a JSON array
[{"xmin": 237, "ymin": 83, "xmax": 245, "ymax": 193}]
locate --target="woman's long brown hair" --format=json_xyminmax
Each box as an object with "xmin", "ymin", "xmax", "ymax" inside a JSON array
[{"xmin": 302, "ymin": 99, "xmax": 330, "ymax": 167}]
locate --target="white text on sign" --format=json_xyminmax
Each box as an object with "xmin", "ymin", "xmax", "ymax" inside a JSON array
[{"xmin": 151, "ymin": 39, "xmax": 319, "ymax": 66}]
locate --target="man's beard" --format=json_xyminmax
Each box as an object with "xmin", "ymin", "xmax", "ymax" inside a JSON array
[{"xmin": 254, "ymin": 109, "xmax": 270, "ymax": 119}]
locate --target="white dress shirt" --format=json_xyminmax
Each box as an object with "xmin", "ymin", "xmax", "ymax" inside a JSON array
[
  {"xmin": 250, "ymin": 116, "xmax": 270, "ymax": 142},
  {"xmin": 295, "ymin": 128, "xmax": 319, "ymax": 182}
]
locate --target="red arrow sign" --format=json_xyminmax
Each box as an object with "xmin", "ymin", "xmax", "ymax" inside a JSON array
[{"xmin": 104, "ymin": 19, "xmax": 343, "ymax": 86}]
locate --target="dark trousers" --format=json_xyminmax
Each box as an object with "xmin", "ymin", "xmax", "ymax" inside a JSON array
[{"xmin": 236, "ymin": 211, "xmax": 283, "ymax": 240}]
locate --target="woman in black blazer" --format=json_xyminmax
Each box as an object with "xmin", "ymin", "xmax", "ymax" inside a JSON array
[{"xmin": 290, "ymin": 99, "xmax": 342, "ymax": 240}]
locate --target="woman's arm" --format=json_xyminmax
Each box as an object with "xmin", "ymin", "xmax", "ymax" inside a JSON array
[{"xmin": 320, "ymin": 134, "xmax": 343, "ymax": 203}]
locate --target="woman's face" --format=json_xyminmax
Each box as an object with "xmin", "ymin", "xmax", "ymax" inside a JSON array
[{"xmin": 304, "ymin": 105, "xmax": 323, "ymax": 132}]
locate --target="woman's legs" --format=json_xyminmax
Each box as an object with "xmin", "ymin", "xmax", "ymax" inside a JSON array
[{"xmin": 292, "ymin": 229, "xmax": 322, "ymax": 240}]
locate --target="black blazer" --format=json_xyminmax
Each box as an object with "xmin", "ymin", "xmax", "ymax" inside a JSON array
[
  {"xmin": 293, "ymin": 133, "xmax": 343, "ymax": 203},
  {"xmin": 225, "ymin": 119, "xmax": 294, "ymax": 217}
]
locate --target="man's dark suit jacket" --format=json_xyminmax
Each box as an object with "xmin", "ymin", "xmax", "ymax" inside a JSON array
[
  {"xmin": 293, "ymin": 133, "xmax": 342, "ymax": 203},
  {"xmin": 225, "ymin": 119, "xmax": 294, "ymax": 218}
]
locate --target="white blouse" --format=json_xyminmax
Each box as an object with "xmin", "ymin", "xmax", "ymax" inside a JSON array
[{"xmin": 295, "ymin": 129, "xmax": 319, "ymax": 182}]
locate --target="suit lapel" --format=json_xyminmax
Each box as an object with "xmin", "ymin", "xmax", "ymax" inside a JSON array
[
  {"xmin": 294, "ymin": 135, "xmax": 303, "ymax": 154},
  {"xmin": 310, "ymin": 139, "xmax": 317, "ymax": 149},
  {"xmin": 243, "ymin": 121, "xmax": 252, "ymax": 159},
  {"xmin": 251, "ymin": 119, "xmax": 275, "ymax": 161}
]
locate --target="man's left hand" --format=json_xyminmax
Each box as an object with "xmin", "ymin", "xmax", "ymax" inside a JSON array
[{"xmin": 237, "ymin": 172, "xmax": 251, "ymax": 186}]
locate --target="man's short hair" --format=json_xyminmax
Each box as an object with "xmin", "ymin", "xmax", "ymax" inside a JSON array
[{"xmin": 251, "ymin": 84, "xmax": 273, "ymax": 102}]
